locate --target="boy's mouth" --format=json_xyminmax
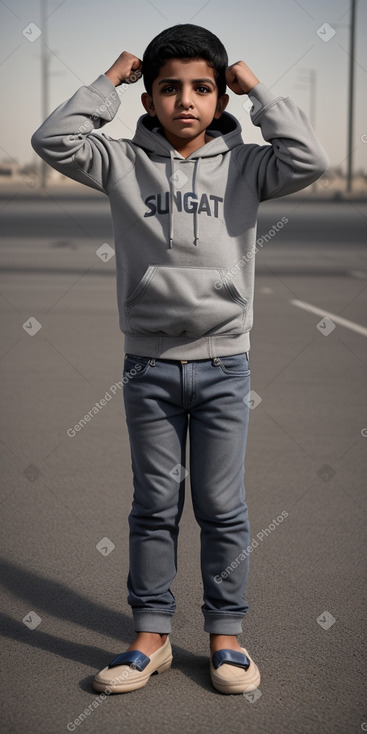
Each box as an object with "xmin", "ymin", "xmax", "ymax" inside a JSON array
[{"xmin": 175, "ymin": 114, "xmax": 198, "ymax": 120}]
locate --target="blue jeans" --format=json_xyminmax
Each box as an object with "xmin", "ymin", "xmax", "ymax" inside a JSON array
[{"xmin": 122, "ymin": 351, "xmax": 251, "ymax": 635}]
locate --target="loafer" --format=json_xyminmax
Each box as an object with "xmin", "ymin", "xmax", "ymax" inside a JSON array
[
  {"xmin": 92, "ymin": 637, "xmax": 173, "ymax": 694},
  {"xmin": 210, "ymin": 647, "xmax": 260, "ymax": 694}
]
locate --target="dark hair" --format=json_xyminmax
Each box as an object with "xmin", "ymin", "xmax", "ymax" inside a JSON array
[{"xmin": 142, "ymin": 24, "xmax": 228, "ymax": 98}]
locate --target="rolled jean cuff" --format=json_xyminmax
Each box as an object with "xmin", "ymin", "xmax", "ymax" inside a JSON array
[
  {"xmin": 133, "ymin": 610, "xmax": 173, "ymax": 634},
  {"xmin": 203, "ymin": 612, "xmax": 245, "ymax": 635}
]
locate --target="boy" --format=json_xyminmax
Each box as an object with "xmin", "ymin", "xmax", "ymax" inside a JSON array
[{"xmin": 31, "ymin": 23, "xmax": 328, "ymax": 695}]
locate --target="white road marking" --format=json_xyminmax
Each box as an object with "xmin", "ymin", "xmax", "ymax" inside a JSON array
[
  {"xmin": 348, "ymin": 270, "xmax": 367, "ymax": 280},
  {"xmin": 290, "ymin": 299, "xmax": 367, "ymax": 337}
]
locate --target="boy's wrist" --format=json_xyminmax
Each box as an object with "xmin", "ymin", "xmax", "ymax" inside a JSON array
[
  {"xmin": 243, "ymin": 80, "xmax": 260, "ymax": 94},
  {"xmin": 104, "ymin": 70, "xmax": 122, "ymax": 87},
  {"xmin": 239, "ymin": 72, "xmax": 260, "ymax": 94}
]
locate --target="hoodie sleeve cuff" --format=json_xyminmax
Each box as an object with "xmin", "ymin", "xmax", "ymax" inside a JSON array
[
  {"xmin": 86, "ymin": 74, "xmax": 122, "ymax": 119},
  {"xmin": 247, "ymin": 82, "xmax": 283, "ymax": 119}
]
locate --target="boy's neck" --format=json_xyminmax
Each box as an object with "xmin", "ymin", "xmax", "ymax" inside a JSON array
[{"xmin": 159, "ymin": 129, "xmax": 213, "ymax": 158}]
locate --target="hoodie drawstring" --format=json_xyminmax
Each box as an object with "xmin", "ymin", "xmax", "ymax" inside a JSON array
[
  {"xmin": 168, "ymin": 151, "xmax": 201, "ymax": 249},
  {"xmin": 192, "ymin": 157, "xmax": 201, "ymax": 247},
  {"xmin": 169, "ymin": 150, "xmax": 175, "ymax": 249}
]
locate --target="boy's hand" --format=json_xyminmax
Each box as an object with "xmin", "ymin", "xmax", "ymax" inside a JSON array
[
  {"xmin": 105, "ymin": 51, "xmax": 143, "ymax": 87},
  {"xmin": 225, "ymin": 61, "xmax": 260, "ymax": 95}
]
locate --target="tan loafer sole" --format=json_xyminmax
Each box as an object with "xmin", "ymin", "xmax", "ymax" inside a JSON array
[
  {"xmin": 93, "ymin": 637, "xmax": 173, "ymax": 694},
  {"xmin": 210, "ymin": 646, "xmax": 261, "ymax": 694}
]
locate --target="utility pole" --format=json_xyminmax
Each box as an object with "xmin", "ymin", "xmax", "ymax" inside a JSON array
[
  {"xmin": 294, "ymin": 68, "xmax": 317, "ymax": 192},
  {"xmin": 40, "ymin": 0, "xmax": 49, "ymax": 195},
  {"xmin": 296, "ymin": 68, "xmax": 317, "ymax": 130},
  {"xmin": 346, "ymin": 0, "xmax": 356, "ymax": 193}
]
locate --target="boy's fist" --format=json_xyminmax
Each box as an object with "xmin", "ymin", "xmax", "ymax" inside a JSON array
[
  {"xmin": 105, "ymin": 51, "xmax": 143, "ymax": 87},
  {"xmin": 225, "ymin": 61, "xmax": 260, "ymax": 95}
]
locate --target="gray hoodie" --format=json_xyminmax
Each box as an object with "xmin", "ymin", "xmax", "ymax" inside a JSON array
[{"xmin": 31, "ymin": 73, "xmax": 328, "ymax": 359}]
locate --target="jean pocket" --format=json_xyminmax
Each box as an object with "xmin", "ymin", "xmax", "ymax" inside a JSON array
[
  {"xmin": 123, "ymin": 353, "xmax": 152, "ymax": 378},
  {"xmin": 215, "ymin": 353, "xmax": 251, "ymax": 376}
]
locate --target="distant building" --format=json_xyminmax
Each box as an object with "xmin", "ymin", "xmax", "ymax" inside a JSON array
[
  {"xmin": 0, "ymin": 159, "xmax": 63, "ymax": 181},
  {"xmin": 0, "ymin": 160, "xmax": 19, "ymax": 177}
]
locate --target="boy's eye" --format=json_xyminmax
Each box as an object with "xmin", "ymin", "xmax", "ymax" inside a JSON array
[{"xmin": 161, "ymin": 85, "xmax": 211, "ymax": 94}]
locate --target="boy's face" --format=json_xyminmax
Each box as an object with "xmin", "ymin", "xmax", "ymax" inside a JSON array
[{"xmin": 141, "ymin": 58, "xmax": 229, "ymax": 147}]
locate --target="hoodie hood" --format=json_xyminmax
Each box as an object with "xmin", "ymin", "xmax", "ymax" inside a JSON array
[{"xmin": 131, "ymin": 111, "xmax": 243, "ymax": 248}]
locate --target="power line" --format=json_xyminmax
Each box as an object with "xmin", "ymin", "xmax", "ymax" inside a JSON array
[
  {"xmin": 346, "ymin": 0, "xmax": 356, "ymax": 193},
  {"xmin": 40, "ymin": 0, "xmax": 49, "ymax": 195}
]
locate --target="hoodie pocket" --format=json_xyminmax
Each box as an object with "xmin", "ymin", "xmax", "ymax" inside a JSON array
[{"xmin": 124, "ymin": 265, "xmax": 247, "ymax": 338}]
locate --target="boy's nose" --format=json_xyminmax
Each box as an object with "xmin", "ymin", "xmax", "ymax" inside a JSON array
[{"xmin": 178, "ymin": 87, "xmax": 194, "ymax": 108}]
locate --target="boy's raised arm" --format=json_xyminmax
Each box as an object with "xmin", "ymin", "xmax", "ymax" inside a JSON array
[
  {"xmin": 226, "ymin": 61, "xmax": 329, "ymax": 199},
  {"xmin": 30, "ymin": 52, "xmax": 142, "ymax": 194}
]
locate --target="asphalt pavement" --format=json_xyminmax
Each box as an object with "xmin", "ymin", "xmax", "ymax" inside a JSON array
[{"xmin": 0, "ymin": 194, "xmax": 366, "ymax": 734}]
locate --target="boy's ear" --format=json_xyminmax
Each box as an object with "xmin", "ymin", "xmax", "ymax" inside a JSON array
[
  {"xmin": 141, "ymin": 92, "xmax": 156, "ymax": 116},
  {"xmin": 214, "ymin": 93, "xmax": 229, "ymax": 119}
]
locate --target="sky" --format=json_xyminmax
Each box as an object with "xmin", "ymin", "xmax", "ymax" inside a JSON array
[{"xmin": 0, "ymin": 0, "xmax": 366, "ymax": 172}]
